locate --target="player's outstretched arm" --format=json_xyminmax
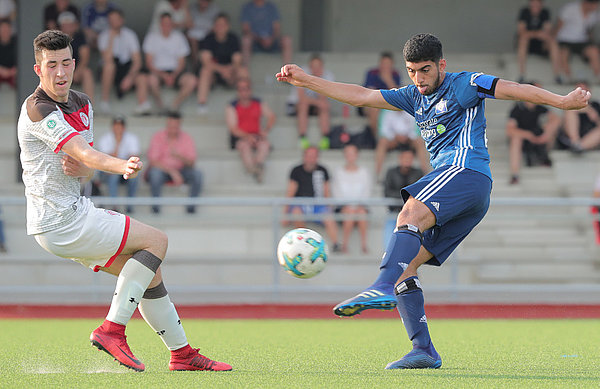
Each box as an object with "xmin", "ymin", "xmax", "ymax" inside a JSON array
[
  {"xmin": 276, "ymin": 64, "xmax": 397, "ymax": 110},
  {"xmin": 61, "ymin": 135, "xmax": 142, "ymax": 179},
  {"xmin": 494, "ymin": 79, "xmax": 591, "ymax": 110}
]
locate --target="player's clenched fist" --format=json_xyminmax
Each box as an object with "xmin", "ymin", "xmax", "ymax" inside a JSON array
[
  {"xmin": 562, "ymin": 86, "xmax": 591, "ymax": 110},
  {"xmin": 276, "ymin": 64, "xmax": 309, "ymax": 87},
  {"xmin": 123, "ymin": 156, "xmax": 142, "ymax": 180}
]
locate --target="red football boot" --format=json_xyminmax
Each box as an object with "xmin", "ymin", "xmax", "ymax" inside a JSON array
[
  {"xmin": 169, "ymin": 345, "xmax": 232, "ymax": 371},
  {"xmin": 90, "ymin": 320, "xmax": 145, "ymax": 372}
]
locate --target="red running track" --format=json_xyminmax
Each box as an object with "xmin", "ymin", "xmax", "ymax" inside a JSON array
[{"xmin": 1, "ymin": 304, "xmax": 600, "ymax": 319}]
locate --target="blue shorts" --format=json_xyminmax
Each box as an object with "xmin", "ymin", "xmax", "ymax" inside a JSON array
[
  {"xmin": 288, "ymin": 204, "xmax": 331, "ymax": 224},
  {"xmin": 401, "ymin": 165, "xmax": 492, "ymax": 266}
]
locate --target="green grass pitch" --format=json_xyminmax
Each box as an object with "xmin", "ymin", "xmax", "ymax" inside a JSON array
[{"xmin": 1, "ymin": 318, "xmax": 599, "ymax": 388}]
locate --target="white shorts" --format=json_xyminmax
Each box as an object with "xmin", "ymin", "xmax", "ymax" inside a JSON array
[
  {"xmin": 379, "ymin": 109, "xmax": 419, "ymax": 140},
  {"xmin": 34, "ymin": 197, "xmax": 130, "ymax": 272}
]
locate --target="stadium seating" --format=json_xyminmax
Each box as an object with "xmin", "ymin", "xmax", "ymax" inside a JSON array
[{"xmin": 1, "ymin": 52, "xmax": 598, "ymax": 305}]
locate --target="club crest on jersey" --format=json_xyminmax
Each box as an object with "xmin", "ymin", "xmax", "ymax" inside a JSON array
[
  {"xmin": 435, "ymin": 99, "xmax": 448, "ymax": 114},
  {"xmin": 80, "ymin": 112, "xmax": 89, "ymax": 128}
]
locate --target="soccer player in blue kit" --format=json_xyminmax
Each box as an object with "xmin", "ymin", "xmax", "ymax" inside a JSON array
[{"xmin": 276, "ymin": 33, "xmax": 591, "ymax": 369}]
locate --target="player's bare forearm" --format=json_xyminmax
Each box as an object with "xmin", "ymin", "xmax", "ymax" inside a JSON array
[
  {"xmin": 62, "ymin": 136, "xmax": 142, "ymax": 178},
  {"xmin": 276, "ymin": 64, "xmax": 396, "ymax": 110},
  {"xmin": 495, "ymin": 79, "xmax": 591, "ymax": 110}
]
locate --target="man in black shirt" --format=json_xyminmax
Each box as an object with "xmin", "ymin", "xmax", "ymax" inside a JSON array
[
  {"xmin": 284, "ymin": 146, "xmax": 340, "ymax": 251},
  {"xmin": 562, "ymin": 80, "xmax": 600, "ymax": 153},
  {"xmin": 196, "ymin": 13, "xmax": 245, "ymax": 114},
  {"xmin": 0, "ymin": 18, "xmax": 16, "ymax": 89},
  {"xmin": 506, "ymin": 82, "xmax": 561, "ymax": 184},
  {"xmin": 516, "ymin": 0, "xmax": 561, "ymax": 83}
]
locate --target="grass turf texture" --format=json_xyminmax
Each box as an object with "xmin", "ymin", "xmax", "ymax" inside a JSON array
[{"xmin": 1, "ymin": 318, "xmax": 599, "ymax": 388}]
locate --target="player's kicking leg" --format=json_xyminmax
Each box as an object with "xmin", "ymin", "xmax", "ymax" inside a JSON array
[
  {"xmin": 333, "ymin": 198, "xmax": 433, "ymax": 317},
  {"xmin": 93, "ymin": 218, "xmax": 232, "ymax": 372}
]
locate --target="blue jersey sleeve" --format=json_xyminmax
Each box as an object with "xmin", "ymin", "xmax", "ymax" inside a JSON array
[
  {"xmin": 454, "ymin": 72, "xmax": 499, "ymax": 109},
  {"xmin": 380, "ymin": 87, "xmax": 416, "ymax": 115}
]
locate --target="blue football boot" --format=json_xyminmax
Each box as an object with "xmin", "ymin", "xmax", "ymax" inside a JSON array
[
  {"xmin": 333, "ymin": 288, "xmax": 397, "ymax": 317},
  {"xmin": 385, "ymin": 345, "xmax": 442, "ymax": 369}
]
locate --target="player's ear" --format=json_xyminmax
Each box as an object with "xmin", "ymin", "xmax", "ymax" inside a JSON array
[
  {"xmin": 33, "ymin": 63, "xmax": 41, "ymax": 77},
  {"xmin": 438, "ymin": 59, "xmax": 447, "ymax": 72}
]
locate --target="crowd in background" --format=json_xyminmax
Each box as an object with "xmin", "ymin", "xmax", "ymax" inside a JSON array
[{"xmin": 2, "ymin": 0, "xmax": 600, "ymax": 254}]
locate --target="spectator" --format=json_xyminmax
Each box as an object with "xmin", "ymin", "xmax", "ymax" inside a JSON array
[
  {"xmin": 506, "ymin": 82, "xmax": 561, "ymax": 184},
  {"xmin": 143, "ymin": 12, "xmax": 198, "ymax": 113},
  {"xmin": 555, "ymin": 0, "xmax": 600, "ymax": 83},
  {"xmin": 288, "ymin": 54, "xmax": 333, "ymax": 150},
  {"xmin": 188, "ymin": 0, "xmax": 220, "ymax": 69},
  {"xmin": 97, "ymin": 115, "xmax": 140, "ymax": 213},
  {"xmin": 0, "ymin": 18, "xmax": 16, "ymax": 89},
  {"xmin": 148, "ymin": 0, "xmax": 191, "ymax": 33},
  {"xmin": 516, "ymin": 0, "xmax": 561, "ymax": 83},
  {"xmin": 374, "ymin": 109, "xmax": 429, "ymax": 180},
  {"xmin": 0, "ymin": 207, "xmax": 5, "ymax": 253},
  {"xmin": 98, "ymin": 9, "xmax": 149, "ymax": 115},
  {"xmin": 0, "ymin": 0, "xmax": 15, "ymax": 28},
  {"xmin": 240, "ymin": 0, "xmax": 292, "ymax": 65},
  {"xmin": 58, "ymin": 11, "xmax": 95, "ymax": 102},
  {"xmin": 197, "ymin": 12, "xmax": 245, "ymax": 115},
  {"xmin": 382, "ymin": 148, "xmax": 423, "ymax": 246},
  {"xmin": 225, "ymin": 78, "xmax": 275, "ymax": 183},
  {"xmin": 562, "ymin": 80, "xmax": 600, "ymax": 153},
  {"xmin": 332, "ymin": 144, "xmax": 372, "ymax": 254},
  {"xmin": 81, "ymin": 0, "xmax": 119, "ymax": 50},
  {"xmin": 44, "ymin": 0, "xmax": 79, "ymax": 30},
  {"xmin": 362, "ymin": 52, "xmax": 402, "ymax": 135},
  {"xmin": 284, "ymin": 146, "xmax": 340, "ymax": 251},
  {"xmin": 593, "ymin": 173, "xmax": 600, "ymax": 244},
  {"xmin": 147, "ymin": 111, "xmax": 203, "ymax": 214}
]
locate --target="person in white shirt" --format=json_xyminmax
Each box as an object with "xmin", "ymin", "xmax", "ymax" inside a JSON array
[
  {"xmin": 97, "ymin": 115, "xmax": 140, "ymax": 212},
  {"xmin": 375, "ymin": 109, "xmax": 429, "ymax": 179},
  {"xmin": 97, "ymin": 8, "xmax": 150, "ymax": 115},
  {"xmin": 556, "ymin": 0, "xmax": 600, "ymax": 82},
  {"xmin": 142, "ymin": 12, "xmax": 197, "ymax": 113},
  {"xmin": 288, "ymin": 54, "xmax": 335, "ymax": 150},
  {"xmin": 332, "ymin": 143, "xmax": 372, "ymax": 253}
]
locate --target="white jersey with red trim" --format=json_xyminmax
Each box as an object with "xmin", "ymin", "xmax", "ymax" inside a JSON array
[{"xmin": 17, "ymin": 87, "xmax": 94, "ymax": 235}]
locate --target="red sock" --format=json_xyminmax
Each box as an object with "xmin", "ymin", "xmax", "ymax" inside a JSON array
[
  {"xmin": 171, "ymin": 344, "xmax": 193, "ymax": 358},
  {"xmin": 99, "ymin": 319, "xmax": 126, "ymax": 336}
]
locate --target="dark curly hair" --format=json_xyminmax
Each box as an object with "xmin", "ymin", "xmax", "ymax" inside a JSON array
[
  {"xmin": 33, "ymin": 30, "xmax": 73, "ymax": 64},
  {"xmin": 403, "ymin": 33, "xmax": 443, "ymax": 63}
]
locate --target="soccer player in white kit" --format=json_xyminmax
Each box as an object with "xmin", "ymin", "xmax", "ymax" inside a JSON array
[{"xmin": 18, "ymin": 30, "xmax": 231, "ymax": 372}]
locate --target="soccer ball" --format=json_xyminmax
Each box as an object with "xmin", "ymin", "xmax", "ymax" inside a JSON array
[{"xmin": 277, "ymin": 228, "xmax": 329, "ymax": 279}]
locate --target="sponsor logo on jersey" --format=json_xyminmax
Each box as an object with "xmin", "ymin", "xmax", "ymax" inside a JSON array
[
  {"xmin": 430, "ymin": 201, "xmax": 440, "ymax": 211},
  {"xmin": 435, "ymin": 99, "xmax": 448, "ymax": 114},
  {"xmin": 47, "ymin": 119, "xmax": 56, "ymax": 129},
  {"xmin": 415, "ymin": 107, "xmax": 423, "ymax": 115},
  {"xmin": 436, "ymin": 124, "xmax": 446, "ymax": 134}
]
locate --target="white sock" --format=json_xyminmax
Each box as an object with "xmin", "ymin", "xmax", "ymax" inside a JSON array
[
  {"xmin": 138, "ymin": 282, "xmax": 188, "ymax": 350},
  {"xmin": 106, "ymin": 251, "xmax": 161, "ymax": 325}
]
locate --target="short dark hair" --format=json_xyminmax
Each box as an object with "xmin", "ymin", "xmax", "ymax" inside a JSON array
[
  {"xmin": 403, "ymin": 33, "xmax": 443, "ymax": 63},
  {"xmin": 33, "ymin": 30, "xmax": 73, "ymax": 64},
  {"xmin": 380, "ymin": 51, "xmax": 394, "ymax": 60},
  {"xmin": 167, "ymin": 110, "xmax": 181, "ymax": 119},
  {"xmin": 215, "ymin": 12, "xmax": 230, "ymax": 22}
]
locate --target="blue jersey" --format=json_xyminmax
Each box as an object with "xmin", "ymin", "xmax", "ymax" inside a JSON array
[{"xmin": 380, "ymin": 71, "xmax": 498, "ymax": 179}]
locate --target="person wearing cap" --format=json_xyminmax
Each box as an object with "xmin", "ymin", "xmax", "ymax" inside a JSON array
[
  {"xmin": 97, "ymin": 115, "xmax": 141, "ymax": 213},
  {"xmin": 58, "ymin": 11, "xmax": 95, "ymax": 103},
  {"xmin": 146, "ymin": 111, "xmax": 203, "ymax": 214}
]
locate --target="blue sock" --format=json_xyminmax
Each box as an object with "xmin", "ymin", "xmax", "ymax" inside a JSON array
[
  {"xmin": 371, "ymin": 229, "xmax": 422, "ymax": 293},
  {"xmin": 395, "ymin": 276, "xmax": 436, "ymax": 356}
]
